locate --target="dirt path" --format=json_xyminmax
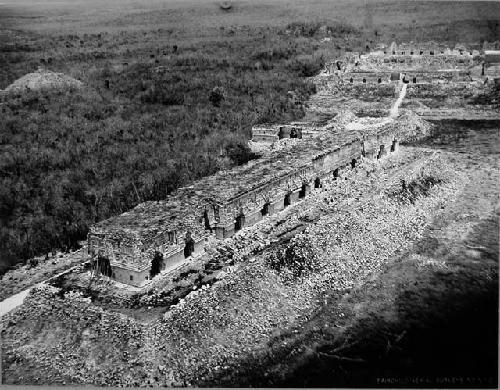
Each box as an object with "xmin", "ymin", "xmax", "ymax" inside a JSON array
[
  {"xmin": 0, "ymin": 247, "xmax": 87, "ymax": 302},
  {"xmin": 0, "ymin": 289, "xmax": 32, "ymax": 317},
  {"xmin": 0, "ymin": 263, "xmax": 85, "ymax": 317},
  {"xmin": 390, "ymin": 83, "xmax": 407, "ymax": 118}
]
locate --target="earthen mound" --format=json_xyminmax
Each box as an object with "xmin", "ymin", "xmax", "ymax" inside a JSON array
[
  {"xmin": 1, "ymin": 68, "xmax": 83, "ymax": 97},
  {"xmin": 325, "ymin": 109, "xmax": 357, "ymax": 130},
  {"xmin": 395, "ymin": 110, "xmax": 433, "ymax": 140}
]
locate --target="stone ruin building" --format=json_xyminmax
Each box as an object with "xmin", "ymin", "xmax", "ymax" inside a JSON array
[
  {"xmin": 89, "ymin": 121, "xmax": 406, "ymax": 286},
  {"xmin": 252, "ymin": 41, "xmax": 499, "ymax": 147},
  {"xmin": 329, "ymin": 41, "xmax": 479, "ymax": 85},
  {"xmin": 88, "ymin": 41, "xmax": 499, "ymax": 287}
]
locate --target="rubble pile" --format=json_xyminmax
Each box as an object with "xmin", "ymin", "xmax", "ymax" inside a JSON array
[
  {"xmin": 247, "ymin": 139, "xmax": 272, "ymax": 154},
  {"xmin": 323, "ymin": 109, "xmax": 357, "ymax": 131},
  {"xmin": 389, "ymin": 110, "xmax": 433, "ymax": 141},
  {"xmin": 266, "ymin": 138, "xmax": 302, "ymax": 152},
  {"xmin": 0, "ymin": 147, "xmax": 466, "ymax": 387},
  {"xmin": 1, "ymin": 284, "xmax": 149, "ymax": 386}
]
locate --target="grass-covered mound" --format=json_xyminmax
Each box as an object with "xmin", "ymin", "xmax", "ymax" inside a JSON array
[{"xmin": 1, "ymin": 68, "xmax": 83, "ymax": 96}]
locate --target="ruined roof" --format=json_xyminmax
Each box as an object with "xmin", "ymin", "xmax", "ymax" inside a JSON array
[
  {"xmin": 92, "ymin": 195, "xmax": 205, "ymax": 244},
  {"xmin": 177, "ymin": 137, "xmax": 341, "ymax": 204},
  {"xmin": 92, "ymin": 132, "xmax": 357, "ymax": 241}
]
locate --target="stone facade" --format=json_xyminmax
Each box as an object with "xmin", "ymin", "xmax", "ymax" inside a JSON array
[
  {"xmin": 89, "ymin": 111, "xmax": 424, "ymax": 287},
  {"xmin": 89, "ymin": 41, "xmax": 481, "ymax": 288},
  {"xmin": 251, "ymin": 42, "xmax": 481, "ymax": 148},
  {"xmin": 333, "ymin": 42, "xmax": 478, "ymax": 84}
]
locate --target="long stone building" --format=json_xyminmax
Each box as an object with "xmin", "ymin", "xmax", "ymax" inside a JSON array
[
  {"xmin": 89, "ymin": 118, "xmax": 412, "ymax": 286},
  {"xmin": 88, "ymin": 41, "xmax": 496, "ymax": 287}
]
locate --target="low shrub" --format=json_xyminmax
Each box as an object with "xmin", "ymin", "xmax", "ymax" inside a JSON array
[
  {"xmin": 390, "ymin": 175, "xmax": 443, "ymax": 204},
  {"xmin": 267, "ymin": 233, "xmax": 321, "ymax": 278}
]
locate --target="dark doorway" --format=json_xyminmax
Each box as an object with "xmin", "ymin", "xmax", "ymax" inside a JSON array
[
  {"xmin": 349, "ymin": 77, "xmax": 353, "ymax": 83},
  {"xmin": 278, "ymin": 127, "xmax": 285, "ymax": 139},
  {"xmin": 184, "ymin": 232, "xmax": 195, "ymax": 259},
  {"xmin": 284, "ymin": 193, "xmax": 291, "ymax": 208},
  {"xmin": 420, "ymin": 50, "xmax": 423, "ymax": 55},
  {"xmin": 413, "ymin": 77, "xmax": 417, "ymax": 83},
  {"xmin": 377, "ymin": 145, "xmax": 386, "ymax": 159},
  {"xmin": 96, "ymin": 256, "xmax": 112, "ymax": 277},
  {"xmin": 391, "ymin": 140, "xmax": 397, "ymax": 152},
  {"xmin": 314, "ymin": 177, "xmax": 321, "ymax": 189},
  {"xmin": 150, "ymin": 251, "xmax": 163, "ymax": 278},
  {"xmin": 430, "ymin": 50, "xmax": 434, "ymax": 55},
  {"xmin": 410, "ymin": 51, "xmax": 414, "ymax": 55},
  {"xmin": 351, "ymin": 158, "xmax": 357, "ymax": 169},
  {"xmin": 299, "ymin": 184, "xmax": 307, "ymax": 199},
  {"xmin": 235, "ymin": 214, "xmax": 245, "ymax": 232},
  {"xmin": 203, "ymin": 210, "xmax": 212, "ymax": 232},
  {"xmin": 333, "ymin": 169, "xmax": 339, "ymax": 179},
  {"xmin": 362, "ymin": 78, "xmax": 366, "ymax": 83},
  {"xmin": 290, "ymin": 128, "xmax": 298, "ymax": 139},
  {"xmin": 378, "ymin": 78, "xmax": 381, "ymax": 84},
  {"xmin": 261, "ymin": 203, "xmax": 270, "ymax": 216}
]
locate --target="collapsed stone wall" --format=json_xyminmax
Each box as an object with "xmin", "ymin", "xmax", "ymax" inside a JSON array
[
  {"xmin": 405, "ymin": 83, "xmax": 477, "ymax": 99},
  {"xmin": 341, "ymin": 83, "xmax": 396, "ymax": 99},
  {"xmin": 363, "ymin": 54, "xmax": 476, "ymax": 69}
]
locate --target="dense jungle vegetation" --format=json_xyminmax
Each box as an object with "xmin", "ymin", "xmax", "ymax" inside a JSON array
[{"xmin": 0, "ymin": 21, "xmax": 356, "ymax": 273}]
